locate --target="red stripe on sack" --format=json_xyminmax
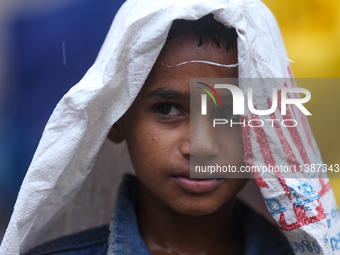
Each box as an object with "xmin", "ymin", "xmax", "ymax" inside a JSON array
[
  {"xmin": 298, "ymin": 110, "xmax": 316, "ymax": 155},
  {"xmin": 287, "ymin": 66, "xmax": 296, "ymax": 88},
  {"xmin": 279, "ymin": 199, "xmax": 326, "ymax": 231},
  {"xmin": 278, "ymin": 89, "xmax": 310, "ymax": 165},
  {"xmin": 283, "ymin": 83, "xmax": 315, "ymax": 154},
  {"xmin": 251, "ymin": 113, "xmax": 276, "ymax": 167},
  {"xmin": 318, "ymin": 173, "xmax": 331, "ymax": 197},
  {"xmin": 240, "ymin": 116, "xmax": 269, "ymax": 190},
  {"xmin": 283, "ymin": 83, "xmax": 296, "ymax": 119},
  {"xmin": 268, "ymin": 97, "xmax": 300, "ymax": 172},
  {"xmin": 287, "ymin": 66, "xmax": 298, "ymax": 101},
  {"xmin": 251, "ymin": 113, "xmax": 292, "ymax": 199},
  {"xmin": 277, "ymin": 177, "xmax": 292, "ymax": 201}
]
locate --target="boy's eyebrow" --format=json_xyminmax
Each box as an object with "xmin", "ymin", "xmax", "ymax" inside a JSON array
[{"xmin": 145, "ymin": 88, "xmax": 190, "ymax": 100}]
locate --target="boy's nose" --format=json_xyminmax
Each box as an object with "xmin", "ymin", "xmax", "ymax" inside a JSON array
[{"xmin": 189, "ymin": 116, "xmax": 221, "ymax": 161}]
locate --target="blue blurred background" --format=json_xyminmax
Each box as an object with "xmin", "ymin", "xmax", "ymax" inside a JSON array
[{"xmin": 0, "ymin": 0, "xmax": 125, "ymax": 241}]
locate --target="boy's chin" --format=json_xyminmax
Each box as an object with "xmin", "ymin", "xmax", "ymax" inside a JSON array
[
  {"xmin": 168, "ymin": 197, "xmax": 235, "ymax": 217},
  {"xmin": 177, "ymin": 208, "xmax": 220, "ymax": 217}
]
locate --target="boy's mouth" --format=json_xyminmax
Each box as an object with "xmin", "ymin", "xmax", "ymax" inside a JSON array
[{"xmin": 170, "ymin": 175, "xmax": 224, "ymax": 194}]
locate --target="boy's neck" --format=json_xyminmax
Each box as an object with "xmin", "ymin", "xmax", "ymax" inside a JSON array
[{"xmin": 137, "ymin": 182, "xmax": 244, "ymax": 255}]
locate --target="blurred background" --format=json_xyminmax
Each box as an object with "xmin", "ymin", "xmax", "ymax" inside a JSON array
[{"xmin": 0, "ymin": 0, "xmax": 339, "ymax": 243}]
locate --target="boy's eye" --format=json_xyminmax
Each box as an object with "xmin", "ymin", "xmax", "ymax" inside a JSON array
[{"xmin": 155, "ymin": 103, "xmax": 182, "ymax": 116}]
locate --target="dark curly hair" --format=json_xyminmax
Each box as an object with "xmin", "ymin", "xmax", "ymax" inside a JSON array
[{"xmin": 165, "ymin": 13, "xmax": 237, "ymax": 51}]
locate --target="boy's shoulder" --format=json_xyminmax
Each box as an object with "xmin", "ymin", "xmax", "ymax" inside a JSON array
[{"xmin": 24, "ymin": 225, "xmax": 109, "ymax": 255}]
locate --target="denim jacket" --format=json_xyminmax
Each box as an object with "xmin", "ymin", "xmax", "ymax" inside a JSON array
[{"xmin": 25, "ymin": 174, "xmax": 294, "ymax": 255}]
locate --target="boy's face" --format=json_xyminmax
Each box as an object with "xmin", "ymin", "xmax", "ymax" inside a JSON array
[{"xmin": 109, "ymin": 32, "xmax": 248, "ymax": 216}]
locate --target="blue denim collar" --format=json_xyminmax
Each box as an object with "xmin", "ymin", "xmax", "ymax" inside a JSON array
[
  {"xmin": 107, "ymin": 174, "xmax": 294, "ymax": 255},
  {"xmin": 108, "ymin": 174, "xmax": 151, "ymax": 255}
]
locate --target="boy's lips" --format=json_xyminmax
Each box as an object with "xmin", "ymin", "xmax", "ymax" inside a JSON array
[{"xmin": 170, "ymin": 175, "xmax": 224, "ymax": 194}]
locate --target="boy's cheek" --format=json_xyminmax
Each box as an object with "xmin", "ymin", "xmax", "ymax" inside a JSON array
[{"xmin": 122, "ymin": 100, "xmax": 246, "ymax": 216}]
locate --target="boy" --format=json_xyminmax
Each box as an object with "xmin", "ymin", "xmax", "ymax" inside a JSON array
[
  {"xmin": 1, "ymin": 0, "xmax": 336, "ymax": 254},
  {"xmin": 24, "ymin": 14, "xmax": 292, "ymax": 255}
]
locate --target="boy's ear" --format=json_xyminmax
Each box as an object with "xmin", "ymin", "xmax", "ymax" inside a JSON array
[{"xmin": 107, "ymin": 118, "xmax": 125, "ymax": 143}]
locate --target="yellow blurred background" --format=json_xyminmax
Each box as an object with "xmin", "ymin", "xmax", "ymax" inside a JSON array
[{"xmin": 262, "ymin": 0, "xmax": 340, "ymax": 203}]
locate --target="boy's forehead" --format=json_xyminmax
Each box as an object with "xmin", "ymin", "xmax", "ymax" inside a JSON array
[
  {"xmin": 159, "ymin": 33, "xmax": 237, "ymax": 67},
  {"xmin": 140, "ymin": 33, "xmax": 238, "ymax": 96}
]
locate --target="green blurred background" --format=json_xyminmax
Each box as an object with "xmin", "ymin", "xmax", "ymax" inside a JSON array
[{"xmin": 262, "ymin": 0, "xmax": 340, "ymax": 203}]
